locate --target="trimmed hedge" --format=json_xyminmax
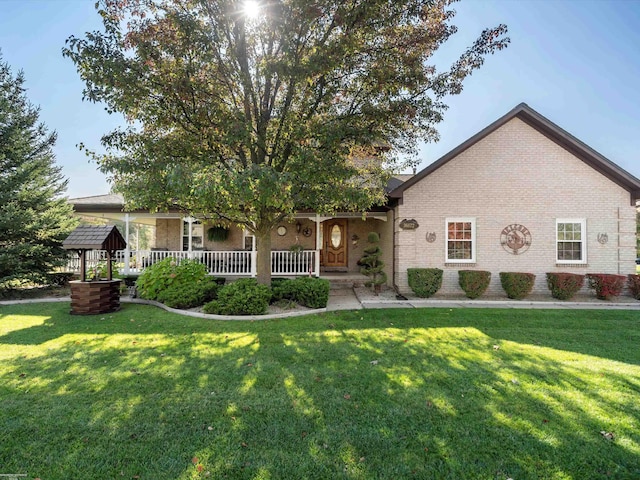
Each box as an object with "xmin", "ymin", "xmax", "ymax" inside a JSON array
[
  {"xmin": 271, "ymin": 277, "xmax": 330, "ymax": 308},
  {"xmin": 586, "ymin": 273, "xmax": 626, "ymax": 300},
  {"xmin": 203, "ymin": 278, "xmax": 272, "ymax": 315},
  {"xmin": 271, "ymin": 278, "xmax": 298, "ymax": 302},
  {"xmin": 499, "ymin": 272, "xmax": 536, "ymax": 300},
  {"xmin": 294, "ymin": 277, "xmax": 330, "ymax": 308},
  {"xmin": 546, "ymin": 272, "xmax": 584, "ymax": 300},
  {"xmin": 458, "ymin": 270, "xmax": 491, "ymax": 299},
  {"xmin": 407, "ymin": 268, "xmax": 443, "ymax": 298},
  {"xmin": 628, "ymin": 274, "xmax": 640, "ymax": 300}
]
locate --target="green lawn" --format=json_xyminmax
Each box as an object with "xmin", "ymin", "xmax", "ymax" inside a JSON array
[{"xmin": 1, "ymin": 304, "xmax": 640, "ymax": 479}]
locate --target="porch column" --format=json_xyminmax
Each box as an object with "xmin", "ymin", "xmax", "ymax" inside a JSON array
[
  {"xmin": 314, "ymin": 214, "xmax": 321, "ymax": 276},
  {"xmin": 124, "ymin": 213, "xmax": 130, "ymax": 275}
]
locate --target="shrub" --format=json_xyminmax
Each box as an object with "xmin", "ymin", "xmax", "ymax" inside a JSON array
[
  {"xmin": 499, "ymin": 272, "xmax": 536, "ymax": 300},
  {"xmin": 628, "ymin": 274, "xmax": 640, "ymax": 300},
  {"xmin": 136, "ymin": 257, "xmax": 215, "ymax": 309},
  {"xmin": 294, "ymin": 277, "xmax": 330, "ymax": 308},
  {"xmin": 407, "ymin": 268, "xmax": 443, "ymax": 298},
  {"xmin": 203, "ymin": 278, "xmax": 272, "ymax": 315},
  {"xmin": 586, "ymin": 273, "xmax": 626, "ymax": 300},
  {"xmin": 458, "ymin": 270, "xmax": 491, "ymax": 299},
  {"xmin": 271, "ymin": 278, "xmax": 298, "ymax": 302},
  {"xmin": 47, "ymin": 272, "xmax": 75, "ymax": 286},
  {"xmin": 546, "ymin": 273, "xmax": 584, "ymax": 300}
]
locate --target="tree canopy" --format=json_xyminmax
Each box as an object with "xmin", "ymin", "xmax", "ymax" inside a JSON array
[
  {"xmin": 64, "ymin": 0, "xmax": 508, "ymax": 283},
  {"xmin": 0, "ymin": 55, "xmax": 78, "ymax": 289}
]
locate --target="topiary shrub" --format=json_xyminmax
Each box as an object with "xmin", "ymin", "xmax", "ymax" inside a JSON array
[
  {"xmin": 458, "ymin": 270, "xmax": 491, "ymax": 299},
  {"xmin": 357, "ymin": 232, "xmax": 387, "ymax": 295},
  {"xmin": 136, "ymin": 257, "xmax": 215, "ymax": 309},
  {"xmin": 586, "ymin": 273, "xmax": 626, "ymax": 300},
  {"xmin": 499, "ymin": 272, "xmax": 536, "ymax": 300},
  {"xmin": 203, "ymin": 278, "xmax": 272, "ymax": 315},
  {"xmin": 407, "ymin": 268, "xmax": 443, "ymax": 298},
  {"xmin": 628, "ymin": 274, "xmax": 640, "ymax": 300},
  {"xmin": 546, "ymin": 272, "xmax": 584, "ymax": 300},
  {"xmin": 293, "ymin": 277, "xmax": 330, "ymax": 308}
]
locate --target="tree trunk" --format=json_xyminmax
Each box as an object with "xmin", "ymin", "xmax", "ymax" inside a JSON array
[{"xmin": 255, "ymin": 229, "xmax": 272, "ymax": 285}]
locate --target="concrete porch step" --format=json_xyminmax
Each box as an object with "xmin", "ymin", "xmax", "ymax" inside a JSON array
[{"xmin": 320, "ymin": 273, "xmax": 369, "ymax": 289}]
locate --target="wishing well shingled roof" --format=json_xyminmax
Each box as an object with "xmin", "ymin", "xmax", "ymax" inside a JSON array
[{"xmin": 63, "ymin": 225, "xmax": 126, "ymax": 251}]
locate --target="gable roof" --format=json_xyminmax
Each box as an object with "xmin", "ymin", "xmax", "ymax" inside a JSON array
[
  {"xmin": 63, "ymin": 225, "xmax": 127, "ymax": 251},
  {"xmin": 388, "ymin": 103, "xmax": 640, "ymax": 205}
]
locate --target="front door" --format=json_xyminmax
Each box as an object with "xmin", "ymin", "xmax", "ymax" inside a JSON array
[{"xmin": 323, "ymin": 219, "xmax": 347, "ymax": 269}]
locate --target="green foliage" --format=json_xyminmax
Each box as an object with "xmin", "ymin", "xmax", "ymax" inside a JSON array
[
  {"xmin": 271, "ymin": 278, "xmax": 298, "ymax": 302},
  {"xmin": 586, "ymin": 273, "xmax": 626, "ymax": 300},
  {"xmin": 407, "ymin": 268, "xmax": 443, "ymax": 298},
  {"xmin": 458, "ymin": 270, "xmax": 491, "ymax": 299},
  {"xmin": 136, "ymin": 257, "xmax": 216, "ymax": 309},
  {"xmin": 271, "ymin": 277, "xmax": 329, "ymax": 308},
  {"xmin": 86, "ymin": 261, "xmax": 121, "ymax": 281},
  {"xmin": 358, "ymin": 232, "xmax": 387, "ymax": 294},
  {"xmin": 628, "ymin": 274, "xmax": 640, "ymax": 300},
  {"xmin": 203, "ymin": 278, "xmax": 272, "ymax": 315},
  {"xmin": 293, "ymin": 277, "xmax": 331, "ymax": 309},
  {"xmin": 64, "ymin": 0, "xmax": 508, "ymax": 284},
  {"xmin": 47, "ymin": 272, "xmax": 75, "ymax": 287},
  {"xmin": 546, "ymin": 273, "xmax": 585, "ymax": 300},
  {"xmin": 499, "ymin": 272, "xmax": 536, "ymax": 300},
  {"xmin": 0, "ymin": 55, "xmax": 78, "ymax": 290}
]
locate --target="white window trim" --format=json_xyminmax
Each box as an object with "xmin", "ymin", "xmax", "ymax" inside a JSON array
[
  {"xmin": 182, "ymin": 217, "xmax": 203, "ymax": 251},
  {"xmin": 556, "ymin": 218, "xmax": 587, "ymax": 264},
  {"xmin": 445, "ymin": 217, "xmax": 476, "ymax": 263}
]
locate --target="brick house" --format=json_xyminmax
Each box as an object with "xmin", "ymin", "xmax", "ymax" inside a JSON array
[
  {"xmin": 386, "ymin": 103, "xmax": 640, "ymax": 295},
  {"xmin": 70, "ymin": 103, "xmax": 640, "ymax": 295}
]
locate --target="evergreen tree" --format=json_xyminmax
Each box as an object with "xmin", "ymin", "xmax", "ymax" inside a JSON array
[
  {"xmin": 0, "ymin": 55, "xmax": 78, "ymax": 289},
  {"xmin": 358, "ymin": 232, "xmax": 387, "ymax": 295}
]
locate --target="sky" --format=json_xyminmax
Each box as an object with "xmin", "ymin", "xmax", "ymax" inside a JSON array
[{"xmin": 0, "ymin": 0, "xmax": 639, "ymax": 199}]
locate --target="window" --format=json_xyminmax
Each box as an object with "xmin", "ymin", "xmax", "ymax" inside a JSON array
[
  {"xmin": 182, "ymin": 219, "xmax": 203, "ymax": 251},
  {"xmin": 446, "ymin": 218, "xmax": 476, "ymax": 263},
  {"xmin": 556, "ymin": 219, "xmax": 586, "ymax": 264}
]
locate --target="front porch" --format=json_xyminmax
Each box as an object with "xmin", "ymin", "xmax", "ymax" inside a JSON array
[
  {"xmin": 68, "ymin": 194, "xmax": 393, "ymax": 282},
  {"xmin": 65, "ymin": 248, "xmax": 320, "ymax": 277}
]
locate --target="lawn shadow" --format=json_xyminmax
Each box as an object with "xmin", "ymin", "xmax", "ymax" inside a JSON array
[{"xmin": 1, "ymin": 303, "xmax": 640, "ymax": 478}]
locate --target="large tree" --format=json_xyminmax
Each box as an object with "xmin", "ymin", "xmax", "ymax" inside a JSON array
[
  {"xmin": 64, "ymin": 0, "xmax": 508, "ymax": 283},
  {"xmin": 0, "ymin": 55, "xmax": 78, "ymax": 289}
]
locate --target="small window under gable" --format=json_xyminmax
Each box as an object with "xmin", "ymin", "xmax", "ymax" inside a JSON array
[
  {"xmin": 446, "ymin": 217, "xmax": 476, "ymax": 263},
  {"xmin": 556, "ymin": 219, "xmax": 586, "ymax": 264}
]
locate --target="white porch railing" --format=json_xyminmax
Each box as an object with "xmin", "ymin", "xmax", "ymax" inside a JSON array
[
  {"xmin": 270, "ymin": 250, "xmax": 318, "ymax": 276},
  {"xmin": 64, "ymin": 249, "xmax": 319, "ymax": 277}
]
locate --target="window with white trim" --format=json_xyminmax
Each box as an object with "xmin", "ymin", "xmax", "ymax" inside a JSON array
[
  {"xmin": 446, "ymin": 217, "xmax": 476, "ymax": 263},
  {"xmin": 556, "ymin": 219, "xmax": 586, "ymax": 264},
  {"xmin": 182, "ymin": 219, "xmax": 203, "ymax": 251}
]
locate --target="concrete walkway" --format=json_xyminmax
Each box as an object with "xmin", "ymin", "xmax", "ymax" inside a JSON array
[{"xmin": 326, "ymin": 287, "xmax": 362, "ymax": 311}]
